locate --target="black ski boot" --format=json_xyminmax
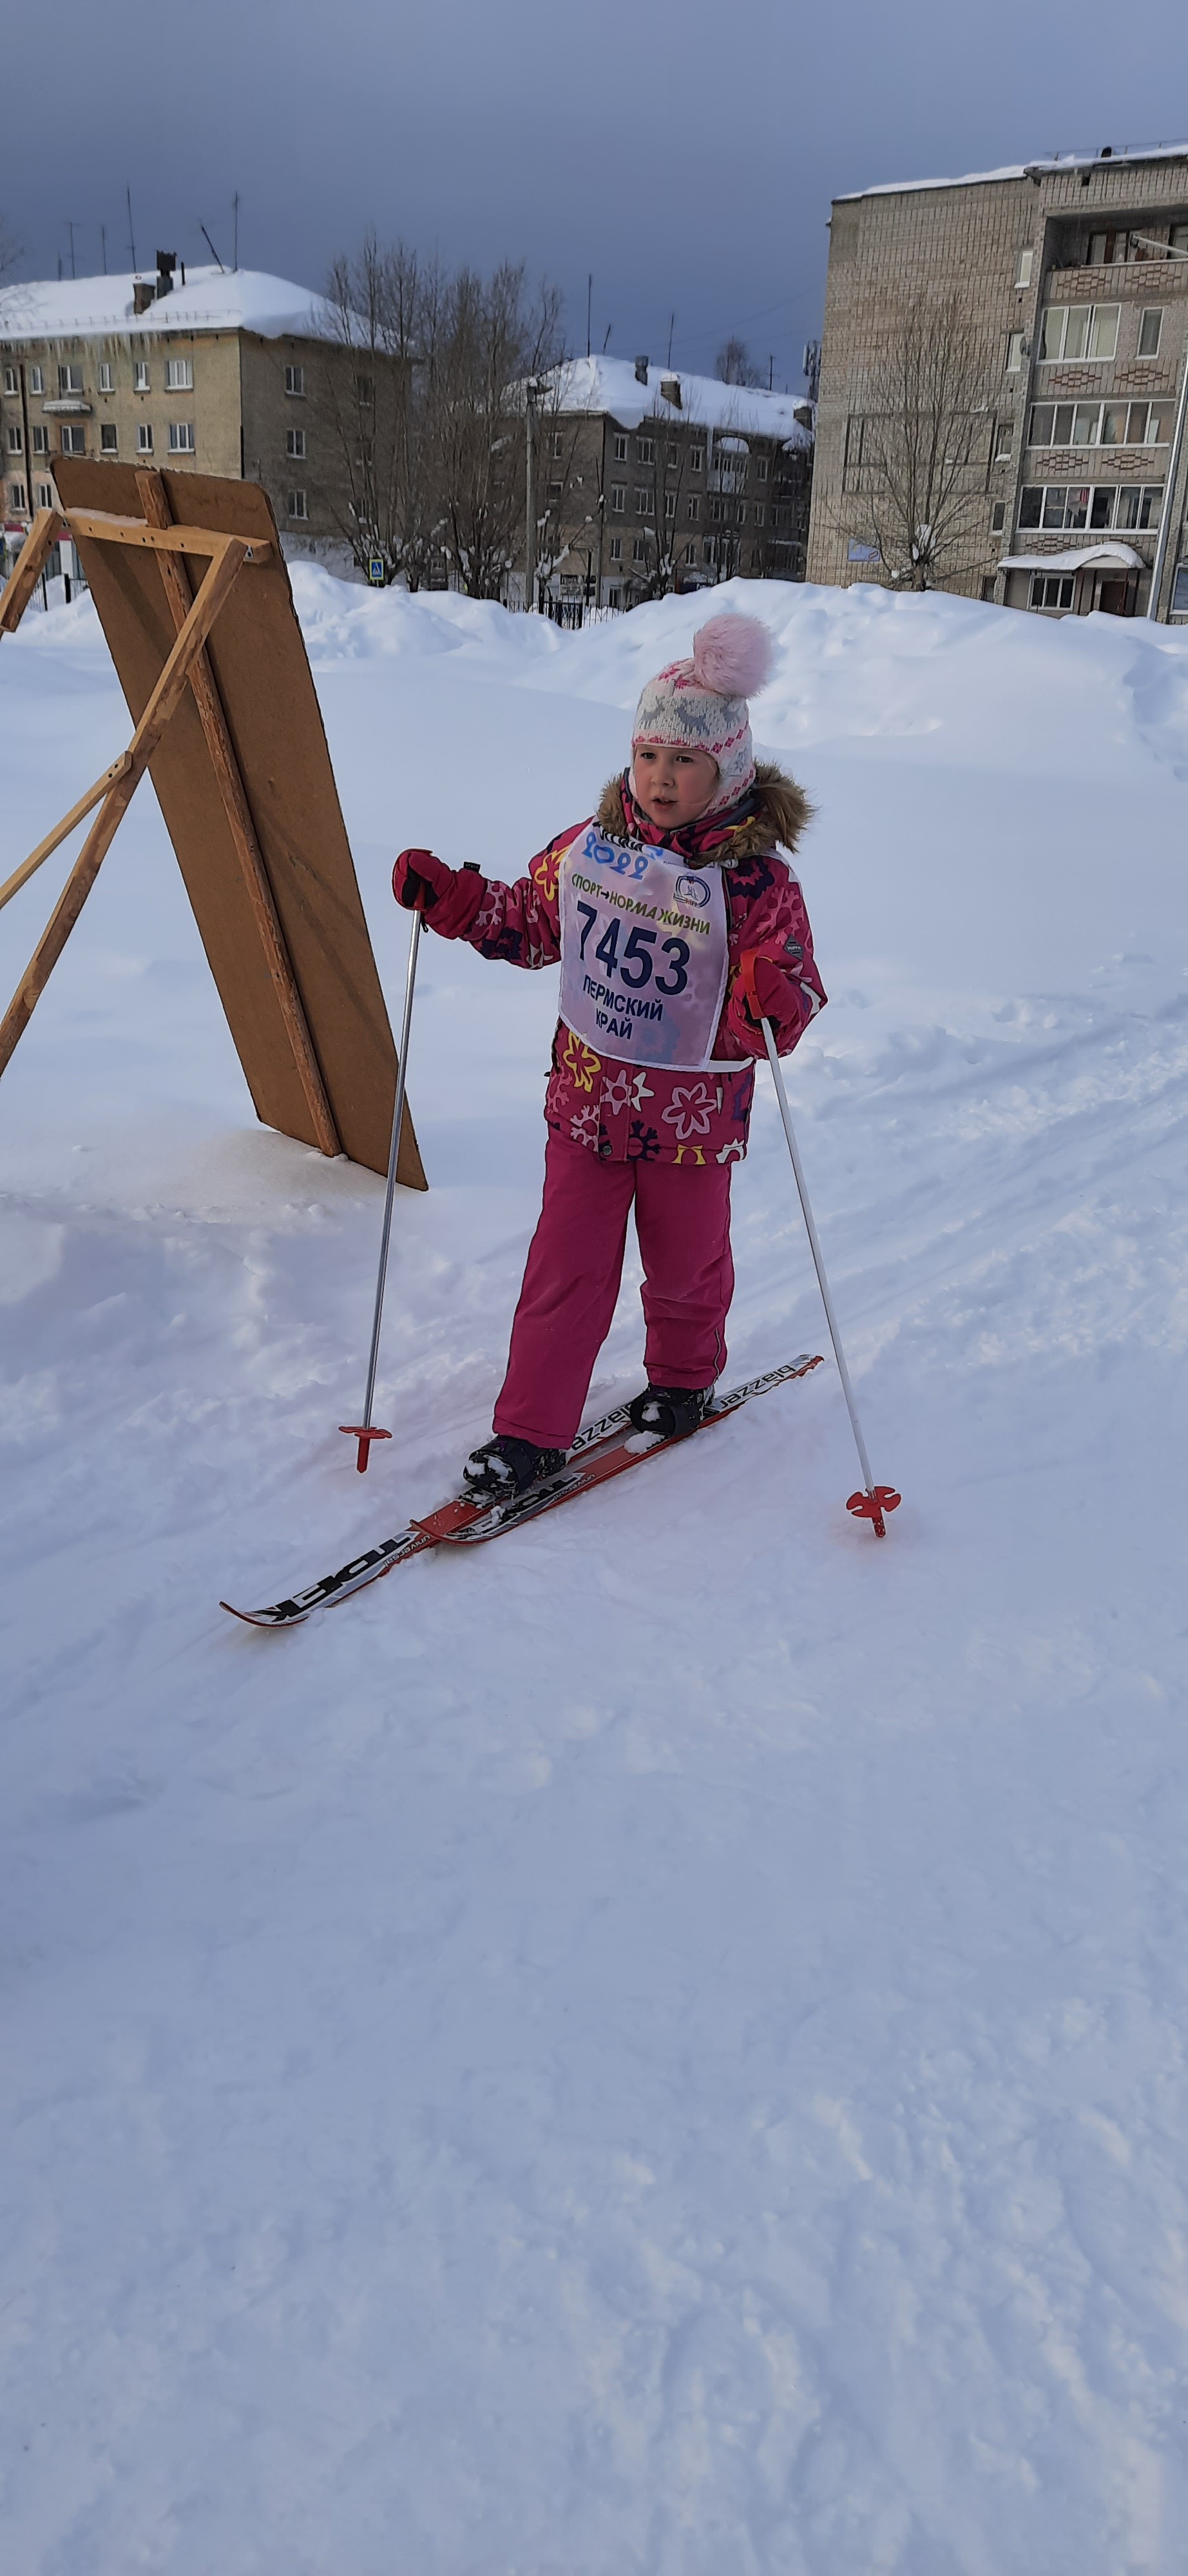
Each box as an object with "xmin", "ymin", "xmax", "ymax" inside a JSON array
[
  {"xmin": 463, "ymin": 1433, "xmax": 566, "ymax": 1503},
  {"xmin": 627, "ymin": 1383, "xmax": 715, "ymax": 1439}
]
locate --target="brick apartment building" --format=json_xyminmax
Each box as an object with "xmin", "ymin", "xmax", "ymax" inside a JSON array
[
  {"xmin": 526, "ymin": 356, "xmax": 814, "ymax": 609},
  {"xmin": 0, "ymin": 256, "xmax": 370, "ymax": 568},
  {"xmin": 807, "ymin": 143, "xmax": 1188, "ymax": 619}
]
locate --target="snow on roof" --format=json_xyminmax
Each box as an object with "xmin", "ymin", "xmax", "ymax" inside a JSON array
[
  {"xmin": 0, "ymin": 265, "xmax": 354, "ymax": 345},
  {"xmin": 837, "ymin": 140, "xmax": 1188, "ymax": 204},
  {"xmin": 998, "ymin": 542, "xmax": 1145, "ymax": 572},
  {"xmin": 532, "ymin": 355, "xmax": 814, "ymax": 446}
]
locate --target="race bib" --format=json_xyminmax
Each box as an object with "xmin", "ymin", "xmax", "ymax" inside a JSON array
[{"xmin": 558, "ymin": 824, "xmax": 729, "ymax": 1070}]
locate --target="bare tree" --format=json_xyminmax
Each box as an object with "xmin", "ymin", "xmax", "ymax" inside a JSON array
[
  {"xmin": 311, "ymin": 235, "xmax": 441, "ymax": 585},
  {"xmin": 716, "ymin": 336, "xmax": 763, "ymax": 387},
  {"xmin": 838, "ymin": 294, "xmax": 996, "ymax": 591},
  {"xmin": 430, "ymin": 262, "xmax": 564, "ymax": 599}
]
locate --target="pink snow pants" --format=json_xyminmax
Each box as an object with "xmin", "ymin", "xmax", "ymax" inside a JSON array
[{"xmin": 493, "ymin": 1130, "xmax": 734, "ymax": 1452}]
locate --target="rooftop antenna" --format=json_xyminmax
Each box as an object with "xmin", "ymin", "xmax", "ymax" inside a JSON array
[
  {"xmin": 586, "ymin": 272, "xmax": 592, "ymax": 360},
  {"xmin": 601, "ymin": 321, "xmax": 612, "ymax": 353},
  {"xmin": 101, "ymin": 222, "xmax": 107, "ymax": 275},
  {"xmin": 768, "ymin": 352, "xmax": 773, "ymax": 389},
  {"xmin": 200, "ymin": 224, "xmax": 227, "ymax": 272},
  {"xmin": 126, "ymin": 185, "xmax": 137, "ymax": 273},
  {"xmin": 67, "ymin": 221, "xmax": 78, "ymax": 279},
  {"xmin": 667, "ymin": 310, "xmax": 675, "ymax": 367},
  {"xmin": 233, "ymin": 192, "xmax": 239, "ymax": 271}
]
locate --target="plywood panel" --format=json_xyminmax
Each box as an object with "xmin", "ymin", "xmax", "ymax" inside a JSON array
[{"xmin": 52, "ymin": 458, "xmax": 424, "ymax": 1184}]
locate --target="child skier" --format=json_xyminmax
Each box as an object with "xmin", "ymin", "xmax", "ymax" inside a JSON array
[{"xmin": 392, "ymin": 611, "xmax": 826, "ymax": 1501}]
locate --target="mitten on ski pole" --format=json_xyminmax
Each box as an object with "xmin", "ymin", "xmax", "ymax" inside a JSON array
[
  {"xmin": 728, "ymin": 947, "xmax": 796, "ymax": 1050},
  {"xmin": 392, "ymin": 849, "xmax": 486, "ymax": 940}
]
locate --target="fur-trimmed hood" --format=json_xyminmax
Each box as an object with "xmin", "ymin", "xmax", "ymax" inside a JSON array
[{"xmin": 596, "ymin": 763, "xmax": 812, "ymax": 863}]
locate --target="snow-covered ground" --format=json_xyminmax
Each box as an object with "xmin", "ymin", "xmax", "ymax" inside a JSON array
[{"xmin": 3, "ymin": 569, "xmax": 1187, "ymax": 2574}]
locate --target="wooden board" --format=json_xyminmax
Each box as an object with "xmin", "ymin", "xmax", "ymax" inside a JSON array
[{"xmin": 51, "ymin": 458, "xmax": 424, "ymax": 1185}]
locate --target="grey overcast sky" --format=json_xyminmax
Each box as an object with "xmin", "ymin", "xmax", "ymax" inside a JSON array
[{"xmin": 6, "ymin": 0, "xmax": 1188, "ymax": 391}]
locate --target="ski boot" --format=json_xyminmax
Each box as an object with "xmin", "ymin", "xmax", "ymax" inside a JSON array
[
  {"xmin": 463, "ymin": 1433, "xmax": 566, "ymax": 1503},
  {"xmin": 627, "ymin": 1383, "xmax": 715, "ymax": 1438}
]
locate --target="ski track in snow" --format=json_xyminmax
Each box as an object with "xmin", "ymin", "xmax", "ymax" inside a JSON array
[{"xmin": 2, "ymin": 572, "xmax": 1188, "ymax": 2574}]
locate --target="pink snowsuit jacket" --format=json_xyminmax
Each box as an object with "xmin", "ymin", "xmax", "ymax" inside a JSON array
[{"xmin": 432, "ymin": 764, "xmax": 825, "ymax": 1168}]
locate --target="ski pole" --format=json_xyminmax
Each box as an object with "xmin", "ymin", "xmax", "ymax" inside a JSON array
[
  {"xmin": 340, "ymin": 900, "xmax": 423, "ymax": 1472},
  {"xmin": 747, "ymin": 970, "xmax": 900, "ymax": 1538}
]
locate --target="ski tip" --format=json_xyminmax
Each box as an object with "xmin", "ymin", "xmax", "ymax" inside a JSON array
[{"xmin": 218, "ymin": 1598, "xmax": 308, "ymax": 1629}]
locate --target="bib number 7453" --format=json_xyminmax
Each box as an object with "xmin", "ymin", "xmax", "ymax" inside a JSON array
[{"xmin": 575, "ymin": 902, "xmax": 689, "ymax": 996}]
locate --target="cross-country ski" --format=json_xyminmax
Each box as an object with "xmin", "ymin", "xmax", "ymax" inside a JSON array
[{"xmin": 221, "ymin": 1357, "xmax": 823, "ymax": 1625}]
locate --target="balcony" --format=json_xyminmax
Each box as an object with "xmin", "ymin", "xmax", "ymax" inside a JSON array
[{"xmin": 42, "ymin": 399, "xmax": 92, "ymax": 416}]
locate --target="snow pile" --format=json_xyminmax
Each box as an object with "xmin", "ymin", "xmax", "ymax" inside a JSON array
[{"xmin": 3, "ymin": 573, "xmax": 1188, "ymax": 2573}]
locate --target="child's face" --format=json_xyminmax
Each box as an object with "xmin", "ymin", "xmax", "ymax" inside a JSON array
[{"xmin": 632, "ymin": 742, "xmax": 720, "ymax": 829}]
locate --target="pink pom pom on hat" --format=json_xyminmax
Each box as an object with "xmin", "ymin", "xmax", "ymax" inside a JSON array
[{"xmin": 631, "ymin": 611, "xmax": 776, "ymax": 813}]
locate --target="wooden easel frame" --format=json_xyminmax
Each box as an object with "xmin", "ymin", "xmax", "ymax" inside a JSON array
[{"xmin": 0, "ymin": 482, "xmax": 341, "ymax": 1153}]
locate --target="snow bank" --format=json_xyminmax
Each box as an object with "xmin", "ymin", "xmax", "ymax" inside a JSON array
[{"xmin": 3, "ymin": 572, "xmax": 1188, "ymax": 2573}]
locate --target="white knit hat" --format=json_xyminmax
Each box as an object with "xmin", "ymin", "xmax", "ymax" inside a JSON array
[{"xmin": 631, "ymin": 612, "xmax": 776, "ymax": 812}]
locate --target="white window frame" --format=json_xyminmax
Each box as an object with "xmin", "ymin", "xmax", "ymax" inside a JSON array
[
  {"xmin": 756, "ymin": 457, "xmax": 769, "ymax": 482},
  {"xmin": 1018, "ymin": 480, "xmax": 1164, "ymax": 534},
  {"xmin": 287, "ymin": 488, "xmax": 308, "ymax": 520},
  {"xmin": 609, "ymin": 483, "xmax": 626, "ymax": 512},
  {"xmin": 1027, "ymin": 398, "xmax": 1173, "ymax": 450},
  {"xmin": 285, "ymin": 365, "xmax": 305, "ymax": 397},
  {"xmin": 58, "ymin": 363, "xmax": 84, "ymax": 395},
  {"xmin": 634, "ymin": 486, "xmax": 653, "ymax": 516},
  {"xmin": 98, "ymin": 361, "xmax": 114, "ymax": 393},
  {"xmin": 636, "ymin": 436, "xmax": 655, "ymax": 464},
  {"xmin": 3, "ymin": 364, "xmax": 16, "ymax": 395},
  {"xmin": 689, "ymin": 446, "xmax": 704, "ymax": 471},
  {"xmin": 59, "ymin": 424, "xmax": 86, "ymax": 455},
  {"xmin": 608, "ymin": 534, "xmax": 622, "ymax": 562},
  {"xmin": 167, "ymin": 421, "xmax": 196, "ymax": 453},
  {"xmin": 1015, "ymin": 248, "xmax": 1033, "ymax": 289},
  {"xmin": 136, "ymin": 422, "xmax": 153, "ymax": 454},
  {"xmin": 612, "ymin": 433, "xmax": 628, "ymax": 461},
  {"xmin": 6, "ymin": 424, "xmax": 23, "ymax": 454},
  {"xmin": 286, "ymin": 427, "xmax": 306, "ymax": 459},
  {"xmin": 28, "ymin": 366, "xmax": 43, "ymax": 395},
  {"xmin": 165, "ymin": 357, "xmax": 194, "ymax": 390},
  {"xmin": 1137, "ymin": 308, "xmax": 1164, "ymax": 359},
  {"xmin": 100, "ymin": 422, "xmax": 119, "ymax": 453},
  {"xmin": 133, "ymin": 360, "xmax": 150, "ymax": 393},
  {"xmin": 631, "ymin": 533, "xmax": 647, "ymax": 562},
  {"xmin": 9, "ymin": 478, "xmax": 27, "ymax": 511},
  {"xmin": 994, "ymin": 421, "xmax": 1013, "ymax": 462},
  {"xmin": 35, "ymin": 479, "xmax": 53, "ymax": 509},
  {"xmin": 1029, "ymin": 573, "xmax": 1075, "ymax": 611},
  {"xmin": 664, "ymin": 488, "xmax": 676, "ymax": 518},
  {"xmin": 32, "ymin": 426, "xmax": 48, "ymax": 455},
  {"xmin": 1037, "ymin": 303, "xmax": 1120, "ymax": 363},
  {"xmin": 1170, "ymin": 562, "xmax": 1188, "ymax": 616},
  {"xmin": 1006, "ymin": 332, "xmax": 1024, "ymax": 373},
  {"xmin": 550, "ymin": 431, "xmax": 564, "ymax": 458}
]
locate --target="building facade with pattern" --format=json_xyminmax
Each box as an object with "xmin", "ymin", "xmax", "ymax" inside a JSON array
[{"xmin": 807, "ymin": 144, "xmax": 1188, "ymax": 620}]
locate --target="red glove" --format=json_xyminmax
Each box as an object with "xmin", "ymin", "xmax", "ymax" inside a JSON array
[
  {"xmin": 728, "ymin": 948, "xmax": 796, "ymax": 1046},
  {"xmin": 393, "ymin": 848, "xmax": 455, "ymax": 914},
  {"xmin": 392, "ymin": 849, "xmax": 486, "ymax": 939}
]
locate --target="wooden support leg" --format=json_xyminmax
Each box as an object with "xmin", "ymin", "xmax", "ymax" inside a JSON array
[
  {"xmin": 134, "ymin": 469, "xmax": 341, "ymax": 1159},
  {"xmin": 0, "ymin": 510, "xmax": 66, "ymax": 636},
  {"xmin": 0, "ymin": 536, "xmax": 246, "ymax": 1081},
  {"xmin": 0, "ymin": 755, "xmax": 133, "ymax": 919}
]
